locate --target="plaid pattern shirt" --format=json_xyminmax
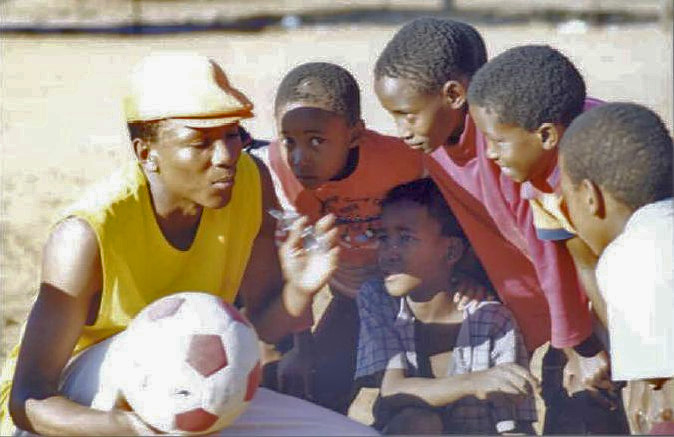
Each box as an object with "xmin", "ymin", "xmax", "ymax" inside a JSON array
[{"xmin": 356, "ymin": 280, "xmax": 537, "ymax": 434}]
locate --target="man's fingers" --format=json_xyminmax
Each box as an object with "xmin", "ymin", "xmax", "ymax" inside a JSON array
[
  {"xmin": 315, "ymin": 214, "xmax": 337, "ymax": 234},
  {"xmin": 319, "ymin": 227, "xmax": 340, "ymax": 250},
  {"xmin": 284, "ymin": 216, "xmax": 309, "ymax": 252}
]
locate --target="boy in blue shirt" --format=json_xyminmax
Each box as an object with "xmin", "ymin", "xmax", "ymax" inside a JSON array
[{"xmin": 356, "ymin": 178, "xmax": 538, "ymax": 434}]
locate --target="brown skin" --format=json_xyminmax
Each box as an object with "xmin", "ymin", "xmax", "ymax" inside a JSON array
[
  {"xmin": 469, "ymin": 104, "xmax": 559, "ymax": 187},
  {"xmin": 376, "ymin": 203, "xmax": 539, "ymax": 433},
  {"xmin": 274, "ymin": 102, "xmax": 376, "ymax": 401},
  {"xmin": 559, "ymin": 155, "xmax": 674, "ymax": 429},
  {"xmin": 469, "ymin": 105, "xmax": 609, "ymax": 324},
  {"xmin": 559, "ymin": 155, "xmax": 634, "ymax": 259},
  {"xmin": 9, "ymin": 121, "xmax": 339, "ymax": 435},
  {"xmin": 374, "ymin": 76, "xmax": 468, "ymax": 154},
  {"xmin": 277, "ymin": 104, "xmax": 364, "ymax": 190},
  {"xmin": 469, "ymin": 104, "xmax": 618, "ymax": 397}
]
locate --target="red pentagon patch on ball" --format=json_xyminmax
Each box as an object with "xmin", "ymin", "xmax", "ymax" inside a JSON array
[
  {"xmin": 147, "ymin": 296, "xmax": 185, "ymax": 321},
  {"xmin": 185, "ymin": 334, "xmax": 227, "ymax": 377},
  {"xmin": 175, "ymin": 407, "xmax": 219, "ymax": 432},
  {"xmin": 244, "ymin": 361, "xmax": 261, "ymax": 402}
]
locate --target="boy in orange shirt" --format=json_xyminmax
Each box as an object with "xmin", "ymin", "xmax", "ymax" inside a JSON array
[{"xmin": 250, "ymin": 62, "xmax": 428, "ymax": 413}]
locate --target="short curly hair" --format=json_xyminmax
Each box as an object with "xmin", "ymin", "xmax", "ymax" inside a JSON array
[
  {"xmin": 374, "ymin": 17, "xmax": 487, "ymax": 94},
  {"xmin": 381, "ymin": 178, "xmax": 466, "ymax": 239},
  {"xmin": 274, "ymin": 62, "xmax": 361, "ymax": 126},
  {"xmin": 467, "ymin": 45, "xmax": 586, "ymax": 131},
  {"xmin": 560, "ymin": 102, "xmax": 673, "ymax": 210}
]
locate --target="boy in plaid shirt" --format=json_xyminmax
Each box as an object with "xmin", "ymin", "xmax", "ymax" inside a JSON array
[{"xmin": 356, "ymin": 178, "xmax": 538, "ymax": 434}]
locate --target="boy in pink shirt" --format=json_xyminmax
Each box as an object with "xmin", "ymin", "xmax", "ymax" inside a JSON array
[
  {"xmin": 466, "ymin": 44, "xmax": 629, "ymax": 433},
  {"xmin": 374, "ymin": 17, "xmax": 617, "ymax": 433}
]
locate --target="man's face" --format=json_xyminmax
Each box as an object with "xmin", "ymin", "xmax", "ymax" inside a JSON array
[
  {"xmin": 277, "ymin": 105, "xmax": 355, "ymax": 190},
  {"xmin": 559, "ymin": 155, "xmax": 603, "ymax": 255},
  {"xmin": 375, "ymin": 76, "xmax": 460, "ymax": 154},
  {"xmin": 150, "ymin": 120, "xmax": 243, "ymax": 210},
  {"xmin": 377, "ymin": 201, "xmax": 452, "ymax": 297},
  {"xmin": 470, "ymin": 104, "xmax": 548, "ymax": 184}
]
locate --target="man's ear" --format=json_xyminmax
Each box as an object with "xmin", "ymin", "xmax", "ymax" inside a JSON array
[
  {"xmin": 580, "ymin": 178, "xmax": 605, "ymax": 218},
  {"xmin": 441, "ymin": 80, "xmax": 467, "ymax": 110},
  {"xmin": 133, "ymin": 138, "xmax": 158, "ymax": 173},
  {"xmin": 537, "ymin": 123, "xmax": 563, "ymax": 151},
  {"xmin": 446, "ymin": 237, "xmax": 466, "ymax": 265},
  {"xmin": 348, "ymin": 119, "xmax": 366, "ymax": 149}
]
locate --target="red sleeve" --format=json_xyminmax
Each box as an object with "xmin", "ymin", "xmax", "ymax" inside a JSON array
[{"xmin": 514, "ymin": 195, "xmax": 593, "ymax": 348}]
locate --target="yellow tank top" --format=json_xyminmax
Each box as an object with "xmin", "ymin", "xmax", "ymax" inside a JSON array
[{"xmin": 0, "ymin": 152, "xmax": 261, "ymax": 434}]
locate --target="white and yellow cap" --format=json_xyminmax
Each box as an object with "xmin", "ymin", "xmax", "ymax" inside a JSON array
[{"xmin": 124, "ymin": 52, "xmax": 254, "ymax": 127}]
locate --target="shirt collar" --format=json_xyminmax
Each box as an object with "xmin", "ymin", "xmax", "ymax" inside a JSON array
[
  {"xmin": 623, "ymin": 198, "xmax": 673, "ymax": 233},
  {"xmin": 521, "ymin": 163, "xmax": 561, "ymax": 200}
]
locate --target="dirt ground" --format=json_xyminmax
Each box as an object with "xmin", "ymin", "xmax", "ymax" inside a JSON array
[{"xmin": 1, "ymin": 19, "xmax": 672, "ymax": 431}]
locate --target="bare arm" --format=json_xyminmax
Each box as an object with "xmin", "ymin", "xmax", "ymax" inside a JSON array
[
  {"xmin": 240, "ymin": 157, "xmax": 338, "ymax": 343},
  {"xmin": 380, "ymin": 363, "xmax": 538, "ymax": 409},
  {"xmin": 565, "ymin": 236, "xmax": 607, "ymax": 327},
  {"xmin": 9, "ymin": 218, "xmax": 147, "ymax": 436}
]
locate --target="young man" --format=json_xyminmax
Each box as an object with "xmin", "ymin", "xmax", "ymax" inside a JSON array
[
  {"xmin": 558, "ymin": 102, "xmax": 673, "ymax": 434},
  {"xmin": 356, "ymin": 178, "xmax": 537, "ymax": 434},
  {"xmin": 465, "ymin": 45, "xmax": 629, "ymax": 433},
  {"xmin": 0, "ymin": 53, "xmax": 376, "ymax": 436},
  {"xmin": 373, "ymin": 17, "xmax": 616, "ymax": 433}
]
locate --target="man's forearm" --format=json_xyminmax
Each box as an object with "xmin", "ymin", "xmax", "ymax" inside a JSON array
[
  {"xmin": 21, "ymin": 396, "xmax": 137, "ymax": 436},
  {"xmin": 251, "ymin": 284, "xmax": 314, "ymax": 343},
  {"xmin": 566, "ymin": 236, "xmax": 607, "ymax": 327}
]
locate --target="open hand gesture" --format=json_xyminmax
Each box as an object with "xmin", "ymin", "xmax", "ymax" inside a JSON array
[{"xmin": 279, "ymin": 214, "xmax": 340, "ymax": 297}]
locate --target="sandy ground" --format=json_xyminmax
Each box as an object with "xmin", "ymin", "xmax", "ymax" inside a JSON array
[{"xmin": 1, "ymin": 20, "xmax": 672, "ymax": 430}]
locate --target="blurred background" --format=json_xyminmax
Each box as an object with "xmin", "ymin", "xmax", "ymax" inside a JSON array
[{"xmin": 1, "ymin": 0, "xmax": 672, "ymax": 429}]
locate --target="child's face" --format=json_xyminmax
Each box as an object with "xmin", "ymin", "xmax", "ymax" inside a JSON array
[
  {"xmin": 378, "ymin": 201, "xmax": 454, "ymax": 297},
  {"xmin": 375, "ymin": 76, "xmax": 463, "ymax": 154},
  {"xmin": 277, "ymin": 105, "xmax": 357, "ymax": 189},
  {"xmin": 470, "ymin": 104, "xmax": 552, "ymax": 184},
  {"xmin": 559, "ymin": 155, "xmax": 604, "ymax": 255}
]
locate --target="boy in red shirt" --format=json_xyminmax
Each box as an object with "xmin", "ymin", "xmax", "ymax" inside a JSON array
[
  {"xmin": 373, "ymin": 17, "xmax": 617, "ymax": 432},
  {"xmin": 466, "ymin": 44, "xmax": 629, "ymax": 433}
]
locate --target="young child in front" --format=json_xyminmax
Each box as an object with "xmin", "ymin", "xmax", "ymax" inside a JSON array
[
  {"xmin": 465, "ymin": 44, "xmax": 630, "ymax": 433},
  {"xmin": 558, "ymin": 102, "xmax": 673, "ymax": 435},
  {"xmin": 373, "ymin": 17, "xmax": 621, "ymax": 434},
  {"xmin": 249, "ymin": 62, "xmax": 427, "ymax": 414},
  {"xmin": 356, "ymin": 178, "xmax": 537, "ymax": 435}
]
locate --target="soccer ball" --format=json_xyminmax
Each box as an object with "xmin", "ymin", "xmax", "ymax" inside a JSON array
[{"xmin": 115, "ymin": 292, "xmax": 261, "ymax": 434}]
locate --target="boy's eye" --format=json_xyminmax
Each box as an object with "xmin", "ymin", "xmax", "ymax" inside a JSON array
[
  {"xmin": 309, "ymin": 137, "xmax": 325, "ymax": 147},
  {"xmin": 281, "ymin": 137, "xmax": 295, "ymax": 148}
]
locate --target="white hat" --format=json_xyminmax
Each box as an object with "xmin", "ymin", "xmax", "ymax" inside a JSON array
[{"xmin": 124, "ymin": 52, "xmax": 254, "ymax": 127}]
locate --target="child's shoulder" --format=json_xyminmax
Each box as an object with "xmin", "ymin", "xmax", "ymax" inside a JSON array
[
  {"xmin": 359, "ymin": 129, "xmax": 424, "ymax": 177},
  {"xmin": 466, "ymin": 301, "xmax": 518, "ymax": 331},
  {"xmin": 361, "ymin": 129, "xmax": 411, "ymax": 152}
]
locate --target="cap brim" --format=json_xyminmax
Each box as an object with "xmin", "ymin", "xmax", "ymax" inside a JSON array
[{"xmin": 173, "ymin": 114, "xmax": 251, "ymax": 128}]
